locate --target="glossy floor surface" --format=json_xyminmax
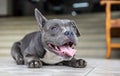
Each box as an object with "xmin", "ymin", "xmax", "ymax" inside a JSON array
[{"xmin": 0, "ymin": 57, "xmax": 120, "ymax": 76}]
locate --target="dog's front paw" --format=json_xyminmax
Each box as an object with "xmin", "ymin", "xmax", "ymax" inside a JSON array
[
  {"xmin": 71, "ymin": 59, "xmax": 87, "ymax": 68},
  {"xmin": 76, "ymin": 59, "xmax": 87, "ymax": 68},
  {"xmin": 16, "ymin": 57, "xmax": 24, "ymax": 65},
  {"xmin": 27, "ymin": 60, "xmax": 42, "ymax": 68}
]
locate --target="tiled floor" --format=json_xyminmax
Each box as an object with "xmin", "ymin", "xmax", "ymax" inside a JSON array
[{"xmin": 0, "ymin": 57, "xmax": 120, "ymax": 76}]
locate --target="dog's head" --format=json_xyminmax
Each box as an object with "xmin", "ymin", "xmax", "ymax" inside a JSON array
[{"xmin": 35, "ymin": 8, "xmax": 80, "ymax": 58}]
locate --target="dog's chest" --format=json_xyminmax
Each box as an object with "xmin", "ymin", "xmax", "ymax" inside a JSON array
[{"xmin": 40, "ymin": 50, "xmax": 72, "ymax": 64}]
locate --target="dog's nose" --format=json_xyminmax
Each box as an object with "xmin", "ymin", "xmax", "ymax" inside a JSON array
[{"xmin": 64, "ymin": 31, "xmax": 74, "ymax": 37}]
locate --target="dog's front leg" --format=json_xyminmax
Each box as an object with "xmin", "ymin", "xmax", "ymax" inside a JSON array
[
  {"xmin": 24, "ymin": 54, "xmax": 42, "ymax": 68},
  {"xmin": 62, "ymin": 58, "xmax": 87, "ymax": 68}
]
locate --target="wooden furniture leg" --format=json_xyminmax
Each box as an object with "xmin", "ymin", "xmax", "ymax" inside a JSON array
[{"xmin": 106, "ymin": 3, "xmax": 111, "ymax": 59}]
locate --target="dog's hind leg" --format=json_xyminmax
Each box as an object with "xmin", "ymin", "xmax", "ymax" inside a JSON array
[{"xmin": 11, "ymin": 42, "xmax": 24, "ymax": 65}]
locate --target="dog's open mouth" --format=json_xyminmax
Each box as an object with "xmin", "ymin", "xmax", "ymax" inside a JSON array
[{"xmin": 47, "ymin": 42, "xmax": 77, "ymax": 57}]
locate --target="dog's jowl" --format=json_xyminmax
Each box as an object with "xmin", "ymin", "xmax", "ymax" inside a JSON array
[{"xmin": 11, "ymin": 8, "xmax": 87, "ymax": 68}]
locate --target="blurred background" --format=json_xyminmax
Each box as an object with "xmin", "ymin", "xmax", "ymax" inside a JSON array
[{"xmin": 0, "ymin": 0, "xmax": 120, "ymax": 58}]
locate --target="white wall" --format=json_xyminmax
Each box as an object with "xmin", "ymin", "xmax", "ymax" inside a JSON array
[{"xmin": 0, "ymin": 0, "xmax": 12, "ymax": 16}]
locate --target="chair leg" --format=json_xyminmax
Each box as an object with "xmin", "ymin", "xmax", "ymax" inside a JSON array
[
  {"xmin": 106, "ymin": 29, "xmax": 111, "ymax": 59},
  {"xmin": 106, "ymin": 44, "xmax": 111, "ymax": 59}
]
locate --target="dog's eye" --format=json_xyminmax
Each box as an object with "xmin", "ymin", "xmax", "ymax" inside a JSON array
[
  {"xmin": 51, "ymin": 26, "xmax": 57, "ymax": 30},
  {"xmin": 72, "ymin": 26, "xmax": 76, "ymax": 30},
  {"xmin": 50, "ymin": 24, "xmax": 59, "ymax": 31},
  {"xmin": 50, "ymin": 26, "xmax": 59, "ymax": 36}
]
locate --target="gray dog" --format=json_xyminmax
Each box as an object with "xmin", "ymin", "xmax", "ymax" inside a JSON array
[{"xmin": 11, "ymin": 8, "xmax": 87, "ymax": 68}]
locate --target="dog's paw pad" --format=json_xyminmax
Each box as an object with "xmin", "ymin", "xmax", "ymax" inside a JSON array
[
  {"xmin": 76, "ymin": 59, "xmax": 87, "ymax": 68},
  {"xmin": 16, "ymin": 57, "xmax": 24, "ymax": 65},
  {"xmin": 28, "ymin": 60, "xmax": 42, "ymax": 68}
]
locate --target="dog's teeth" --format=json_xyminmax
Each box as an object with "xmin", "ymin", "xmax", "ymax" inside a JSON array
[
  {"xmin": 48, "ymin": 44, "xmax": 52, "ymax": 47},
  {"xmin": 55, "ymin": 46, "xmax": 59, "ymax": 50},
  {"xmin": 71, "ymin": 45, "xmax": 75, "ymax": 48}
]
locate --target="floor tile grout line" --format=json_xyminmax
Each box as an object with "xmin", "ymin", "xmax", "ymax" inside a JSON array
[{"xmin": 84, "ymin": 65, "xmax": 97, "ymax": 76}]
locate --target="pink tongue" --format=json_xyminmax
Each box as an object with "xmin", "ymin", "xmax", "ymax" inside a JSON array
[{"xmin": 59, "ymin": 46, "xmax": 77, "ymax": 57}]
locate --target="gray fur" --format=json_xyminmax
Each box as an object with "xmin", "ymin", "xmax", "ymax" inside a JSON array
[{"xmin": 11, "ymin": 8, "xmax": 87, "ymax": 68}]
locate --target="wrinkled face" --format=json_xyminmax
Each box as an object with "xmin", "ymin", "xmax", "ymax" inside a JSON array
[
  {"xmin": 41, "ymin": 19, "xmax": 80, "ymax": 58},
  {"xmin": 35, "ymin": 9, "xmax": 80, "ymax": 58}
]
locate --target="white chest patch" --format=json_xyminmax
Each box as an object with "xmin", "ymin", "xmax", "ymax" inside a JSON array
[{"xmin": 40, "ymin": 49, "xmax": 72, "ymax": 64}]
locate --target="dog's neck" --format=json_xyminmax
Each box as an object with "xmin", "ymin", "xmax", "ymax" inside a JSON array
[{"xmin": 40, "ymin": 48, "xmax": 73, "ymax": 64}]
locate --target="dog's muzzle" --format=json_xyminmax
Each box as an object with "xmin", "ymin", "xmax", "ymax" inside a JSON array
[
  {"xmin": 47, "ymin": 31, "xmax": 77, "ymax": 57},
  {"xmin": 48, "ymin": 42, "xmax": 76, "ymax": 57}
]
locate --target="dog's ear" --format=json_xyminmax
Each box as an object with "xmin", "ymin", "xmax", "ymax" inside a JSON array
[
  {"xmin": 35, "ymin": 8, "xmax": 48, "ymax": 30},
  {"xmin": 70, "ymin": 20, "xmax": 80, "ymax": 37}
]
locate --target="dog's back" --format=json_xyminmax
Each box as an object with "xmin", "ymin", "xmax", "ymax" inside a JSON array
[{"xmin": 20, "ymin": 32, "xmax": 40, "ymax": 51}]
